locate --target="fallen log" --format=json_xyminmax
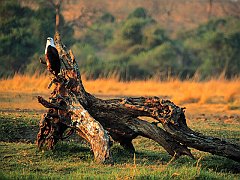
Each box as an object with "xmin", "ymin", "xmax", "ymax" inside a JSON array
[{"xmin": 37, "ymin": 32, "xmax": 240, "ymax": 163}]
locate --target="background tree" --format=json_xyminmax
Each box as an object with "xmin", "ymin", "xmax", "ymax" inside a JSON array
[
  {"xmin": 0, "ymin": 1, "xmax": 240, "ymax": 80},
  {"xmin": 0, "ymin": 0, "xmax": 74, "ymax": 77},
  {"xmin": 0, "ymin": 0, "xmax": 37, "ymax": 76}
]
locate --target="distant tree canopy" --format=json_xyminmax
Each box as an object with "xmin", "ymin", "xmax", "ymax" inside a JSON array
[
  {"xmin": 0, "ymin": 1, "xmax": 37, "ymax": 76},
  {"xmin": 127, "ymin": 7, "xmax": 148, "ymax": 19},
  {"xmin": 75, "ymin": 8, "xmax": 240, "ymax": 80},
  {"xmin": 0, "ymin": 4, "xmax": 239, "ymax": 80},
  {"xmin": 181, "ymin": 18, "xmax": 240, "ymax": 79},
  {"xmin": 0, "ymin": 0, "xmax": 74, "ymax": 77}
]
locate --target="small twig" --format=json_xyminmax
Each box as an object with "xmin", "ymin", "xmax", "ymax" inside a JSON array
[
  {"xmin": 133, "ymin": 153, "xmax": 136, "ymax": 168},
  {"xmin": 196, "ymin": 155, "xmax": 203, "ymax": 168},
  {"xmin": 39, "ymin": 57, "xmax": 46, "ymax": 65},
  {"xmin": 195, "ymin": 155, "xmax": 203, "ymax": 177},
  {"xmin": 166, "ymin": 152, "xmax": 177, "ymax": 166}
]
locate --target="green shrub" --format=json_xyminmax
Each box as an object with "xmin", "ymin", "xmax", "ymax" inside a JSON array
[
  {"xmin": 143, "ymin": 25, "xmax": 169, "ymax": 49},
  {"xmin": 121, "ymin": 18, "xmax": 148, "ymax": 45},
  {"xmin": 127, "ymin": 7, "xmax": 148, "ymax": 19}
]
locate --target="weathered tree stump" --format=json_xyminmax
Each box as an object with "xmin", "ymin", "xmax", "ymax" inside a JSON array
[{"xmin": 37, "ymin": 32, "xmax": 240, "ymax": 163}]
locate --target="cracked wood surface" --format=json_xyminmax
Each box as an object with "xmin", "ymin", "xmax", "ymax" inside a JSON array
[{"xmin": 37, "ymin": 32, "xmax": 240, "ymax": 163}]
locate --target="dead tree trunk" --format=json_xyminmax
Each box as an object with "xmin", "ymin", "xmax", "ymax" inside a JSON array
[{"xmin": 37, "ymin": 32, "xmax": 240, "ymax": 163}]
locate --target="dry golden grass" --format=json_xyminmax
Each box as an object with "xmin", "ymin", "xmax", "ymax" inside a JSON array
[
  {"xmin": 0, "ymin": 74, "xmax": 239, "ymax": 106},
  {"xmin": 0, "ymin": 74, "xmax": 50, "ymax": 93},
  {"xmin": 84, "ymin": 77, "xmax": 240, "ymax": 105}
]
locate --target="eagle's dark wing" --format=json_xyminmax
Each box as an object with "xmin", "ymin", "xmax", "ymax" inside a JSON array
[{"xmin": 46, "ymin": 45, "xmax": 61, "ymax": 76}]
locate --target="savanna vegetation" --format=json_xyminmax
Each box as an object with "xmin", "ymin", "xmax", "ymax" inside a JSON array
[
  {"xmin": 0, "ymin": 74, "xmax": 240, "ymax": 106},
  {"xmin": 0, "ymin": 0, "xmax": 240, "ymax": 179},
  {"xmin": 1, "ymin": 0, "xmax": 240, "ymax": 80},
  {"xmin": 0, "ymin": 96, "xmax": 240, "ymax": 179}
]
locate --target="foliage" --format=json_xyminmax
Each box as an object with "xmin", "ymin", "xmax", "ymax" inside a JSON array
[
  {"xmin": 143, "ymin": 25, "xmax": 169, "ymax": 49},
  {"xmin": 99, "ymin": 12, "xmax": 115, "ymax": 23},
  {"xmin": 0, "ymin": 0, "xmax": 74, "ymax": 77},
  {"xmin": 128, "ymin": 42, "xmax": 182, "ymax": 79},
  {"xmin": 1, "ymin": 3, "xmax": 240, "ymax": 80},
  {"xmin": 127, "ymin": 7, "xmax": 148, "ymax": 19},
  {"xmin": 181, "ymin": 18, "xmax": 240, "ymax": 79},
  {"xmin": 73, "ymin": 8, "xmax": 240, "ymax": 80},
  {"xmin": 80, "ymin": 23, "xmax": 115, "ymax": 49},
  {"xmin": 121, "ymin": 18, "xmax": 147, "ymax": 45},
  {"xmin": 0, "ymin": 0, "xmax": 37, "ymax": 76}
]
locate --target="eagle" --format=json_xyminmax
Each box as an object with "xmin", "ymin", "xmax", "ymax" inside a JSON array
[{"xmin": 44, "ymin": 37, "xmax": 61, "ymax": 76}]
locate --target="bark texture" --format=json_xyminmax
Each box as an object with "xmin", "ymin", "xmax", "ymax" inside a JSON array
[{"xmin": 37, "ymin": 32, "xmax": 240, "ymax": 163}]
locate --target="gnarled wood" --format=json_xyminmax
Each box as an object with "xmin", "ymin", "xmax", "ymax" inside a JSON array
[
  {"xmin": 37, "ymin": 32, "xmax": 240, "ymax": 163},
  {"xmin": 37, "ymin": 32, "xmax": 112, "ymax": 163}
]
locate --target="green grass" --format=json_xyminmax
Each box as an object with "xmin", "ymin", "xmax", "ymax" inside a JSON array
[
  {"xmin": 1, "ymin": 142, "xmax": 239, "ymax": 180},
  {"xmin": 0, "ymin": 111, "xmax": 240, "ymax": 179},
  {"xmin": 0, "ymin": 111, "xmax": 39, "ymax": 142}
]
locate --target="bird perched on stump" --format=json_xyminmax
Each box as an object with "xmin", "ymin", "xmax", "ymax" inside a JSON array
[{"xmin": 45, "ymin": 37, "xmax": 61, "ymax": 76}]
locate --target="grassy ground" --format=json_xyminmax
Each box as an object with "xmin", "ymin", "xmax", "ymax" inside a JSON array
[
  {"xmin": 0, "ymin": 74, "xmax": 240, "ymax": 105},
  {"xmin": 1, "ymin": 141, "xmax": 239, "ymax": 179},
  {"xmin": 1, "ymin": 101, "xmax": 240, "ymax": 179},
  {"xmin": 0, "ymin": 75, "xmax": 240, "ymax": 179}
]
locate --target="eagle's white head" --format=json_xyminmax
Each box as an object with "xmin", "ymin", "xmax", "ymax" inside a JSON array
[{"xmin": 45, "ymin": 37, "xmax": 56, "ymax": 54}]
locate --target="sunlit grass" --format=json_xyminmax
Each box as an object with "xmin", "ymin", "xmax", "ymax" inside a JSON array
[
  {"xmin": 0, "ymin": 74, "xmax": 50, "ymax": 93},
  {"xmin": 0, "ymin": 74, "xmax": 239, "ymax": 105},
  {"xmin": 0, "ymin": 139, "xmax": 239, "ymax": 179},
  {"xmin": 0, "ymin": 75, "xmax": 240, "ymax": 179}
]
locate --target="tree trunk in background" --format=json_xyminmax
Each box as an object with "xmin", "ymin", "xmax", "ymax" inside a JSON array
[
  {"xmin": 47, "ymin": 0, "xmax": 62, "ymax": 32},
  {"xmin": 207, "ymin": 0, "xmax": 213, "ymax": 19}
]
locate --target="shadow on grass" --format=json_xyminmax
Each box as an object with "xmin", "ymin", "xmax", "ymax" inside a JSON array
[
  {"xmin": 44, "ymin": 141, "xmax": 172, "ymax": 165},
  {"xmin": 54, "ymin": 141, "xmax": 90, "ymax": 153},
  {"xmin": 111, "ymin": 144, "xmax": 173, "ymax": 165},
  {"xmin": 42, "ymin": 141, "xmax": 240, "ymax": 174},
  {"xmin": 1, "ymin": 111, "xmax": 239, "ymax": 175},
  {"xmin": 198, "ymin": 155, "xmax": 240, "ymax": 174}
]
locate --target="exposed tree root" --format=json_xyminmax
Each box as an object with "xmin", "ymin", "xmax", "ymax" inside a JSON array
[{"xmin": 36, "ymin": 32, "xmax": 240, "ymax": 163}]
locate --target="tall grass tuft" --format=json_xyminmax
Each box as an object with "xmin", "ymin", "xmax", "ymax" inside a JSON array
[
  {"xmin": 0, "ymin": 73, "xmax": 50, "ymax": 93},
  {"xmin": 0, "ymin": 74, "xmax": 239, "ymax": 105}
]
